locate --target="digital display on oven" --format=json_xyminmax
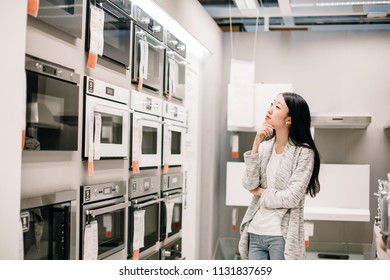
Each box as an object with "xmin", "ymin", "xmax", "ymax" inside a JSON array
[
  {"xmin": 103, "ymin": 187, "xmax": 112, "ymax": 195},
  {"xmin": 106, "ymin": 87, "xmax": 114, "ymax": 96},
  {"xmin": 144, "ymin": 179, "xmax": 151, "ymax": 191},
  {"xmin": 42, "ymin": 65, "xmax": 57, "ymax": 75}
]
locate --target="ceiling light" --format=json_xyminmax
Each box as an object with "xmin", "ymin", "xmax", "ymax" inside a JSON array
[
  {"xmin": 315, "ymin": 1, "xmax": 390, "ymax": 6},
  {"xmin": 367, "ymin": 11, "xmax": 388, "ymax": 18},
  {"xmin": 234, "ymin": 0, "xmax": 259, "ymax": 10}
]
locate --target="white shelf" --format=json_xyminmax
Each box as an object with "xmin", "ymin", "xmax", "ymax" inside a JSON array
[
  {"xmin": 311, "ymin": 115, "xmax": 371, "ymax": 129},
  {"xmin": 304, "ymin": 207, "xmax": 370, "ymax": 222}
]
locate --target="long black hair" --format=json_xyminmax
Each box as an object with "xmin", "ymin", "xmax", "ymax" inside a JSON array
[{"xmin": 282, "ymin": 92, "xmax": 320, "ymax": 197}]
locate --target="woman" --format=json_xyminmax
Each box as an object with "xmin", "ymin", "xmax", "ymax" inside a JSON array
[{"xmin": 239, "ymin": 92, "xmax": 320, "ymax": 260}]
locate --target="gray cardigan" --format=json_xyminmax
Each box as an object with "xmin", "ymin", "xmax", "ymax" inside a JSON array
[{"xmin": 239, "ymin": 138, "xmax": 315, "ymax": 260}]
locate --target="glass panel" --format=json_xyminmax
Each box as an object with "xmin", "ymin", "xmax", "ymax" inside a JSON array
[
  {"xmin": 95, "ymin": 209, "xmax": 125, "ymax": 256},
  {"xmin": 171, "ymin": 131, "xmax": 181, "ymax": 155},
  {"xmin": 143, "ymin": 203, "xmax": 159, "ymax": 251},
  {"xmin": 99, "ymin": 113, "xmax": 123, "ymax": 144},
  {"xmin": 46, "ymin": 0, "xmax": 75, "ymax": 14},
  {"xmin": 25, "ymin": 71, "xmax": 79, "ymax": 151},
  {"xmin": 23, "ymin": 203, "xmax": 71, "ymax": 260},
  {"xmin": 142, "ymin": 126, "xmax": 157, "ymax": 154}
]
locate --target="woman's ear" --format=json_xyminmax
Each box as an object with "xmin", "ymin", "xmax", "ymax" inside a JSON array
[{"xmin": 285, "ymin": 117, "xmax": 291, "ymax": 125}]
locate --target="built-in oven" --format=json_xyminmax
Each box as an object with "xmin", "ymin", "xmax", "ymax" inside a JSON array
[
  {"xmin": 20, "ymin": 189, "xmax": 77, "ymax": 260},
  {"xmin": 160, "ymin": 238, "xmax": 184, "ymax": 260},
  {"xmin": 128, "ymin": 175, "xmax": 162, "ymax": 259},
  {"xmin": 131, "ymin": 6, "xmax": 166, "ymax": 94},
  {"xmin": 164, "ymin": 31, "xmax": 188, "ymax": 102},
  {"xmin": 130, "ymin": 90, "xmax": 163, "ymax": 171},
  {"xmin": 24, "ymin": 55, "xmax": 80, "ymax": 151},
  {"xmin": 83, "ymin": 76, "xmax": 131, "ymax": 164},
  {"xmin": 80, "ymin": 181, "xmax": 129, "ymax": 260},
  {"xmin": 86, "ymin": 0, "xmax": 133, "ymax": 67},
  {"xmin": 162, "ymin": 101, "xmax": 187, "ymax": 168},
  {"xmin": 29, "ymin": 0, "xmax": 83, "ymax": 38},
  {"xmin": 161, "ymin": 172, "xmax": 184, "ymax": 241}
]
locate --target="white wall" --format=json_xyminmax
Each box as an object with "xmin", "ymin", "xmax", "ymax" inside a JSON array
[{"xmin": 0, "ymin": 1, "xmax": 27, "ymax": 259}]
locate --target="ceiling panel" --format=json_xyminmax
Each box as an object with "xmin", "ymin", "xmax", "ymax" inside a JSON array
[{"xmin": 198, "ymin": 0, "xmax": 390, "ymax": 31}]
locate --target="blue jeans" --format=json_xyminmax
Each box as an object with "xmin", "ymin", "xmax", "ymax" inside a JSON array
[{"xmin": 248, "ymin": 233, "xmax": 285, "ymax": 260}]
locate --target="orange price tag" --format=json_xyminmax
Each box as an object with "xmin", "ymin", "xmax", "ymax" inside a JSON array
[
  {"xmin": 87, "ymin": 53, "xmax": 97, "ymax": 69},
  {"xmin": 22, "ymin": 130, "xmax": 25, "ymax": 150},
  {"xmin": 163, "ymin": 163, "xmax": 169, "ymax": 174},
  {"xmin": 88, "ymin": 161, "xmax": 94, "ymax": 176},
  {"xmin": 105, "ymin": 231, "xmax": 112, "ymax": 238},
  {"xmin": 231, "ymin": 151, "xmax": 239, "ymax": 158},
  {"xmin": 137, "ymin": 78, "xmax": 143, "ymax": 91},
  {"xmin": 167, "ymin": 90, "xmax": 172, "ymax": 101},
  {"xmin": 132, "ymin": 161, "xmax": 140, "ymax": 174},
  {"xmin": 27, "ymin": 0, "xmax": 39, "ymax": 17},
  {"xmin": 232, "ymin": 225, "xmax": 237, "ymax": 232},
  {"xmin": 132, "ymin": 250, "xmax": 140, "ymax": 260}
]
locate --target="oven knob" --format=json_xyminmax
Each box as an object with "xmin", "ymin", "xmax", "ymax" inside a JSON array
[
  {"xmin": 94, "ymin": 189, "xmax": 99, "ymax": 197},
  {"xmin": 35, "ymin": 63, "xmax": 42, "ymax": 71},
  {"xmin": 152, "ymin": 25, "xmax": 161, "ymax": 33},
  {"xmin": 115, "ymin": 185, "xmax": 119, "ymax": 193},
  {"xmin": 57, "ymin": 70, "xmax": 63, "ymax": 77},
  {"xmin": 170, "ymin": 40, "xmax": 178, "ymax": 46}
]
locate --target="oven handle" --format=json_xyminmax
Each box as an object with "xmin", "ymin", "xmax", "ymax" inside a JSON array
[
  {"xmin": 96, "ymin": 0, "xmax": 135, "ymax": 22},
  {"xmin": 167, "ymin": 51, "xmax": 189, "ymax": 65},
  {"xmin": 136, "ymin": 30, "xmax": 166, "ymax": 50},
  {"xmin": 164, "ymin": 193, "xmax": 185, "ymax": 200},
  {"xmin": 133, "ymin": 198, "xmax": 164, "ymax": 209},
  {"xmin": 165, "ymin": 122, "xmax": 188, "ymax": 129},
  {"xmin": 86, "ymin": 201, "xmax": 131, "ymax": 218},
  {"xmin": 135, "ymin": 116, "xmax": 165, "ymax": 124},
  {"xmin": 94, "ymin": 103, "xmax": 134, "ymax": 113}
]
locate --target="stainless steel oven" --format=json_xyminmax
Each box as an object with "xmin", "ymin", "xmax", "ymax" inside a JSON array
[
  {"xmin": 128, "ymin": 175, "xmax": 162, "ymax": 259},
  {"xmin": 86, "ymin": 0, "xmax": 133, "ymax": 67},
  {"xmin": 161, "ymin": 173, "xmax": 184, "ymax": 240},
  {"xmin": 30, "ymin": 0, "xmax": 83, "ymax": 38},
  {"xmin": 24, "ymin": 55, "xmax": 80, "ymax": 151},
  {"xmin": 131, "ymin": 6, "xmax": 165, "ymax": 94},
  {"xmin": 80, "ymin": 181, "xmax": 129, "ymax": 260},
  {"xmin": 83, "ymin": 76, "xmax": 131, "ymax": 161},
  {"xmin": 160, "ymin": 238, "xmax": 184, "ymax": 260},
  {"xmin": 164, "ymin": 31, "xmax": 188, "ymax": 102},
  {"xmin": 20, "ymin": 189, "xmax": 77, "ymax": 260},
  {"xmin": 131, "ymin": 90, "xmax": 163, "ymax": 170},
  {"xmin": 162, "ymin": 101, "xmax": 187, "ymax": 167}
]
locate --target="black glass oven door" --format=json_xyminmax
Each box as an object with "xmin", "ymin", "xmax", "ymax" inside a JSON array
[
  {"xmin": 25, "ymin": 71, "xmax": 79, "ymax": 151},
  {"xmin": 87, "ymin": 0, "xmax": 131, "ymax": 67},
  {"xmin": 22, "ymin": 203, "xmax": 71, "ymax": 260},
  {"xmin": 128, "ymin": 200, "xmax": 160, "ymax": 257},
  {"xmin": 161, "ymin": 191, "xmax": 183, "ymax": 240},
  {"xmin": 37, "ymin": 0, "xmax": 83, "ymax": 38},
  {"xmin": 132, "ymin": 25, "xmax": 165, "ymax": 93}
]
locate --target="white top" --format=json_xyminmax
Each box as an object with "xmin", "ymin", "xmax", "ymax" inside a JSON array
[{"xmin": 248, "ymin": 147, "xmax": 283, "ymax": 236}]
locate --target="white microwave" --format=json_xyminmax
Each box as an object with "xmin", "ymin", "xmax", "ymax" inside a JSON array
[
  {"xmin": 131, "ymin": 90, "xmax": 163, "ymax": 169},
  {"xmin": 83, "ymin": 76, "xmax": 131, "ymax": 159},
  {"xmin": 162, "ymin": 101, "xmax": 187, "ymax": 167}
]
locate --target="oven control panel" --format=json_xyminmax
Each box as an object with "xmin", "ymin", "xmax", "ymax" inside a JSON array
[
  {"xmin": 131, "ymin": 90, "xmax": 162, "ymax": 116},
  {"xmin": 162, "ymin": 172, "xmax": 183, "ymax": 192},
  {"xmin": 81, "ymin": 181, "xmax": 126, "ymax": 203},
  {"xmin": 134, "ymin": 6, "xmax": 164, "ymax": 42},
  {"xmin": 129, "ymin": 175, "xmax": 160, "ymax": 198},
  {"xmin": 162, "ymin": 101, "xmax": 185, "ymax": 122}
]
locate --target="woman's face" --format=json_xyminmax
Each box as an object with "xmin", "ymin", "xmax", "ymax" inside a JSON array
[{"xmin": 265, "ymin": 94, "xmax": 291, "ymax": 128}]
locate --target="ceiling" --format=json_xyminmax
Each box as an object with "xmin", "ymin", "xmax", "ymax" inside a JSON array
[{"xmin": 198, "ymin": 0, "xmax": 390, "ymax": 31}]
